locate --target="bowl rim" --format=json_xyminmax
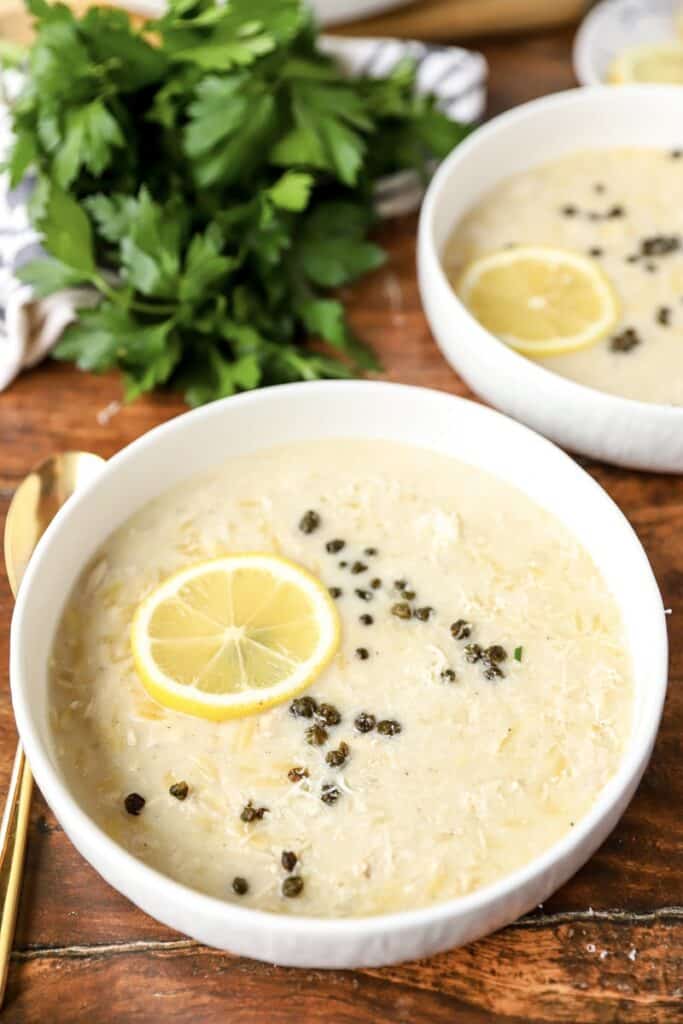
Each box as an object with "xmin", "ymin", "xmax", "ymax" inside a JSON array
[
  {"xmin": 418, "ymin": 83, "xmax": 683, "ymax": 427},
  {"xmin": 10, "ymin": 380, "xmax": 668, "ymax": 939}
]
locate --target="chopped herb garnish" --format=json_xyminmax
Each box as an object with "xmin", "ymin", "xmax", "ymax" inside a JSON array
[{"xmin": 514, "ymin": 646, "xmax": 523, "ymax": 662}]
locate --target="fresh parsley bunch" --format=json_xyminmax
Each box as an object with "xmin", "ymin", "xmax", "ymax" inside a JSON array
[{"xmin": 8, "ymin": 0, "xmax": 468, "ymax": 404}]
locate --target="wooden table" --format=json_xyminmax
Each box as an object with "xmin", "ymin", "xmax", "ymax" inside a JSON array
[{"xmin": 1, "ymin": 25, "xmax": 681, "ymax": 1024}]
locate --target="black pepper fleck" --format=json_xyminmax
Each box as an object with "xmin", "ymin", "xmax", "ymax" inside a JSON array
[
  {"xmin": 464, "ymin": 643, "xmax": 483, "ymax": 663},
  {"xmin": 351, "ymin": 561, "xmax": 368, "ymax": 575},
  {"xmin": 326, "ymin": 539, "xmax": 345, "ymax": 553},
  {"xmin": 359, "ymin": 613, "xmax": 374, "ymax": 626},
  {"xmin": 588, "ymin": 247, "xmax": 603, "ymax": 258},
  {"xmin": 320, "ymin": 783, "xmax": 342, "ymax": 804},
  {"xmin": 355, "ymin": 588, "xmax": 372, "ymax": 601},
  {"xmin": 371, "ymin": 578, "xmax": 382, "ymax": 589},
  {"xmin": 355, "ymin": 647, "xmax": 370, "ymax": 660},
  {"xmin": 440, "ymin": 668, "xmax": 457, "ymax": 683},
  {"xmin": 561, "ymin": 204, "xmax": 577, "ymax": 217},
  {"xmin": 657, "ymin": 306, "xmax": 672, "ymax": 326},
  {"xmin": 364, "ymin": 547, "xmax": 378, "ymax": 556},
  {"xmin": 281, "ymin": 850, "xmax": 298, "ymax": 872},
  {"xmin": 169, "ymin": 781, "xmax": 189, "ymax": 801},
  {"xmin": 329, "ymin": 587, "xmax": 342, "ymax": 599},
  {"xmin": 607, "ymin": 204, "xmax": 625, "ymax": 219},
  {"xmin": 287, "ymin": 766, "xmax": 309, "ymax": 783},
  {"xmin": 124, "ymin": 793, "xmax": 145, "ymax": 816},
  {"xmin": 232, "ymin": 876, "xmax": 249, "ymax": 896},
  {"xmin": 299, "ymin": 510, "xmax": 320, "ymax": 534}
]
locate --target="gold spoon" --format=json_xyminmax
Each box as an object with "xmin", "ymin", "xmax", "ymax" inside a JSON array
[{"xmin": 0, "ymin": 451, "xmax": 104, "ymax": 1006}]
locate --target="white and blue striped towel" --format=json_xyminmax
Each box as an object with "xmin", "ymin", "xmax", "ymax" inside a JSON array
[{"xmin": 0, "ymin": 39, "xmax": 486, "ymax": 391}]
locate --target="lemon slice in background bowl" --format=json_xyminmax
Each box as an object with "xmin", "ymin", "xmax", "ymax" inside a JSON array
[
  {"xmin": 131, "ymin": 554, "xmax": 340, "ymax": 721},
  {"xmin": 608, "ymin": 41, "xmax": 683, "ymax": 84},
  {"xmin": 458, "ymin": 246, "xmax": 619, "ymax": 357}
]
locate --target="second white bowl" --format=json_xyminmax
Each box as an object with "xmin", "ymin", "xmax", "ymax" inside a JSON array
[
  {"xmin": 417, "ymin": 86, "xmax": 683, "ymax": 473},
  {"xmin": 10, "ymin": 382, "xmax": 667, "ymax": 967}
]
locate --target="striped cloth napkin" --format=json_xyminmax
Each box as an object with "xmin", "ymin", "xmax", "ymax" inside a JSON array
[{"xmin": 0, "ymin": 38, "xmax": 486, "ymax": 391}]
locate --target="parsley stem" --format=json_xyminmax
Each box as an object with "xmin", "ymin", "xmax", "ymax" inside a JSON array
[{"xmin": 93, "ymin": 274, "xmax": 176, "ymax": 315}]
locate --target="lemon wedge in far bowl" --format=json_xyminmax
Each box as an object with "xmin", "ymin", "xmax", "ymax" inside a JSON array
[
  {"xmin": 458, "ymin": 246, "xmax": 619, "ymax": 357},
  {"xmin": 608, "ymin": 41, "xmax": 683, "ymax": 84},
  {"xmin": 131, "ymin": 554, "xmax": 340, "ymax": 721}
]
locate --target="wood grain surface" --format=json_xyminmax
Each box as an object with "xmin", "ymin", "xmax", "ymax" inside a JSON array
[{"xmin": 1, "ymin": 25, "xmax": 682, "ymax": 1024}]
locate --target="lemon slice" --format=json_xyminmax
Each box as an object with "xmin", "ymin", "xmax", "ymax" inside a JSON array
[
  {"xmin": 131, "ymin": 554, "xmax": 340, "ymax": 721},
  {"xmin": 608, "ymin": 42, "xmax": 683, "ymax": 84},
  {"xmin": 458, "ymin": 246, "xmax": 619, "ymax": 357}
]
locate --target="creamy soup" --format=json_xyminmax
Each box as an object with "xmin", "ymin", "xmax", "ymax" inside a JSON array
[
  {"xmin": 445, "ymin": 147, "xmax": 683, "ymax": 405},
  {"xmin": 50, "ymin": 441, "xmax": 632, "ymax": 917}
]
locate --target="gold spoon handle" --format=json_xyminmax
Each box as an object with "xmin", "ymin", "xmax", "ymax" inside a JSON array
[{"xmin": 0, "ymin": 748, "xmax": 32, "ymax": 1004}]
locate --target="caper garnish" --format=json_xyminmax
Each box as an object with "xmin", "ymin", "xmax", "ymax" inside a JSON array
[
  {"xmin": 305, "ymin": 723, "xmax": 328, "ymax": 746},
  {"xmin": 464, "ymin": 643, "xmax": 483, "ymax": 663},
  {"xmin": 289, "ymin": 696, "xmax": 318, "ymax": 719},
  {"xmin": 325, "ymin": 741, "xmax": 349, "ymax": 768},
  {"xmin": 124, "ymin": 793, "xmax": 145, "ymax": 816},
  {"xmin": 485, "ymin": 644, "xmax": 508, "ymax": 664},
  {"xmin": 354, "ymin": 712, "xmax": 376, "ymax": 733},
  {"xmin": 240, "ymin": 801, "xmax": 268, "ymax": 823},
  {"xmin": 391, "ymin": 602, "xmax": 412, "ymax": 620},
  {"xmin": 281, "ymin": 850, "xmax": 298, "ymax": 872},
  {"xmin": 299, "ymin": 510, "xmax": 320, "ymax": 534},
  {"xmin": 282, "ymin": 876, "xmax": 304, "ymax": 897},
  {"xmin": 414, "ymin": 606, "xmax": 433, "ymax": 621},
  {"xmin": 483, "ymin": 664, "xmax": 504, "ymax": 680},
  {"xmin": 316, "ymin": 703, "xmax": 341, "ymax": 726},
  {"xmin": 377, "ymin": 719, "xmax": 402, "ymax": 736},
  {"xmin": 450, "ymin": 619, "xmax": 472, "ymax": 640}
]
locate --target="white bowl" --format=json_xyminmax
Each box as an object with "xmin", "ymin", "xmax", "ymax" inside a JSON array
[
  {"xmin": 11, "ymin": 381, "xmax": 667, "ymax": 968},
  {"xmin": 574, "ymin": 0, "xmax": 681, "ymax": 87},
  {"xmin": 417, "ymin": 86, "xmax": 683, "ymax": 473}
]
